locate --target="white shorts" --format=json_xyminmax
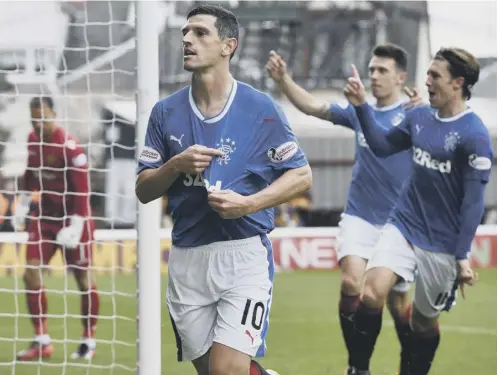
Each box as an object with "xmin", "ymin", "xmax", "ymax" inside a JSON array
[
  {"xmin": 367, "ymin": 224, "xmax": 459, "ymax": 318},
  {"xmin": 338, "ymin": 214, "xmax": 411, "ymax": 293},
  {"xmin": 167, "ymin": 236, "xmax": 274, "ymax": 362}
]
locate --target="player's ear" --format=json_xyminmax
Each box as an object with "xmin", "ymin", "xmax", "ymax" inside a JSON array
[
  {"xmin": 221, "ymin": 38, "xmax": 237, "ymax": 58},
  {"xmin": 453, "ymin": 76, "xmax": 465, "ymax": 91},
  {"xmin": 397, "ymin": 71, "xmax": 407, "ymax": 86}
]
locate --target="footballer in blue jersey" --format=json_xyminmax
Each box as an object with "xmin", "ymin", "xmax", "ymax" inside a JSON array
[
  {"xmin": 135, "ymin": 5, "xmax": 311, "ymax": 375},
  {"xmin": 344, "ymin": 48, "xmax": 489, "ymax": 375},
  {"xmin": 267, "ymin": 45, "xmax": 422, "ymax": 375}
]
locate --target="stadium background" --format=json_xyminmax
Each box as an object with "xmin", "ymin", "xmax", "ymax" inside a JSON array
[{"xmin": 0, "ymin": 1, "xmax": 495, "ymax": 375}]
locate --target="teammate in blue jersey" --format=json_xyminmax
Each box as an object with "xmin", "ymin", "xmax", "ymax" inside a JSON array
[
  {"xmin": 266, "ymin": 45, "xmax": 422, "ymax": 375},
  {"xmin": 344, "ymin": 47, "xmax": 491, "ymax": 375},
  {"xmin": 135, "ymin": 5, "xmax": 312, "ymax": 375}
]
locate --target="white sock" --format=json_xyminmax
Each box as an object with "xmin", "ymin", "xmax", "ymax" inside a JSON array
[
  {"xmin": 35, "ymin": 334, "xmax": 51, "ymax": 345},
  {"xmin": 82, "ymin": 337, "xmax": 96, "ymax": 349}
]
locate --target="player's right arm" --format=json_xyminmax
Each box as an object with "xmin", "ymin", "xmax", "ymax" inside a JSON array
[
  {"xmin": 344, "ymin": 64, "xmax": 412, "ymax": 157},
  {"xmin": 266, "ymin": 51, "xmax": 353, "ymax": 127},
  {"xmin": 135, "ymin": 103, "xmax": 179, "ymax": 204},
  {"xmin": 135, "ymin": 103, "xmax": 223, "ymax": 204}
]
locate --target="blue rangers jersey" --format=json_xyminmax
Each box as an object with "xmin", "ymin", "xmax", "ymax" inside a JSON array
[
  {"xmin": 355, "ymin": 104, "xmax": 493, "ymax": 259},
  {"xmin": 329, "ymin": 100, "xmax": 412, "ymax": 226},
  {"xmin": 137, "ymin": 80, "xmax": 309, "ymax": 247}
]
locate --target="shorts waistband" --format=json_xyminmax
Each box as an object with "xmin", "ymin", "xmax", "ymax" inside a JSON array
[{"xmin": 173, "ymin": 236, "xmax": 263, "ymax": 252}]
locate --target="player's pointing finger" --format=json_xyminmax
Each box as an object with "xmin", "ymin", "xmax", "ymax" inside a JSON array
[
  {"xmin": 201, "ymin": 148, "xmax": 225, "ymax": 157},
  {"xmin": 351, "ymin": 64, "xmax": 360, "ymax": 80},
  {"xmin": 403, "ymin": 87, "xmax": 414, "ymax": 97}
]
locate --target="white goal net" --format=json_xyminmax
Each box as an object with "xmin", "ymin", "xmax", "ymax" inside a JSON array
[{"xmin": 0, "ymin": 1, "xmax": 164, "ymax": 374}]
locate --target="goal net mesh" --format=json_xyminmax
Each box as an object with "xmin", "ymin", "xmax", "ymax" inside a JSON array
[{"xmin": 0, "ymin": 1, "xmax": 142, "ymax": 374}]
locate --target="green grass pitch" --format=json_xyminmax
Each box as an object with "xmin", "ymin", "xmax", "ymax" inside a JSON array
[{"xmin": 0, "ymin": 269, "xmax": 495, "ymax": 374}]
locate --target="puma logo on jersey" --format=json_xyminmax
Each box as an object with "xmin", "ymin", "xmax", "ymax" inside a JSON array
[
  {"xmin": 170, "ymin": 134, "xmax": 184, "ymax": 147},
  {"xmin": 357, "ymin": 132, "xmax": 369, "ymax": 148},
  {"xmin": 413, "ymin": 147, "xmax": 451, "ymax": 173}
]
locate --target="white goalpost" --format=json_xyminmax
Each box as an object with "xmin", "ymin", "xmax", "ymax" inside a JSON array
[
  {"xmin": 135, "ymin": 1, "xmax": 162, "ymax": 375},
  {"xmin": 0, "ymin": 1, "xmax": 162, "ymax": 374}
]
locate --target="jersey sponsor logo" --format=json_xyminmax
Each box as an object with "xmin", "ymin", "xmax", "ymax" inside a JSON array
[
  {"xmin": 216, "ymin": 138, "xmax": 236, "ymax": 166},
  {"xmin": 391, "ymin": 112, "xmax": 405, "ymax": 127},
  {"xmin": 357, "ymin": 132, "xmax": 368, "ymax": 148},
  {"xmin": 183, "ymin": 173, "xmax": 222, "ymax": 191},
  {"xmin": 268, "ymin": 141, "xmax": 298, "ymax": 163},
  {"xmin": 413, "ymin": 147, "xmax": 451, "ymax": 173},
  {"xmin": 139, "ymin": 146, "xmax": 162, "ymax": 163},
  {"xmin": 35, "ymin": 170, "xmax": 57, "ymax": 180},
  {"xmin": 468, "ymin": 154, "xmax": 492, "ymax": 170},
  {"xmin": 72, "ymin": 153, "xmax": 87, "ymax": 167},
  {"xmin": 444, "ymin": 131, "xmax": 460, "ymax": 152}
]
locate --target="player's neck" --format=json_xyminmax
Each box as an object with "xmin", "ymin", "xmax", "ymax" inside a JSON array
[
  {"xmin": 191, "ymin": 69, "xmax": 234, "ymax": 115},
  {"xmin": 437, "ymin": 98, "xmax": 467, "ymax": 119},
  {"xmin": 41, "ymin": 125, "xmax": 57, "ymax": 143},
  {"xmin": 375, "ymin": 92, "xmax": 401, "ymax": 108}
]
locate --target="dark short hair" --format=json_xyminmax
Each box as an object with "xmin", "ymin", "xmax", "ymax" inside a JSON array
[
  {"xmin": 30, "ymin": 96, "xmax": 55, "ymax": 111},
  {"xmin": 187, "ymin": 4, "xmax": 239, "ymax": 59},
  {"xmin": 372, "ymin": 43, "xmax": 409, "ymax": 72},
  {"xmin": 434, "ymin": 47, "xmax": 480, "ymax": 100}
]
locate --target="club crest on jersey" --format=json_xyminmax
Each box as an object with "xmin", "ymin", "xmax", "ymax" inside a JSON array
[
  {"xmin": 47, "ymin": 154, "xmax": 57, "ymax": 165},
  {"xmin": 391, "ymin": 112, "xmax": 405, "ymax": 127},
  {"xmin": 268, "ymin": 141, "xmax": 299, "ymax": 163},
  {"xmin": 216, "ymin": 138, "xmax": 236, "ymax": 166},
  {"xmin": 444, "ymin": 132, "xmax": 460, "ymax": 152}
]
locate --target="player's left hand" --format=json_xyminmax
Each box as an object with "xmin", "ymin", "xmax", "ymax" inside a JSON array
[
  {"xmin": 207, "ymin": 190, "xmax": 254, "ymax": 219},
  {"xmin": 343, "ymin": 64, "xmax": 366, "ymax": 106},
  {"xmin": 56, "ymin": 215, "xmax": 85, "ymax": 249},
  {"xmin": 402, "ymin": 87, "xmax": 424, "ymax": 110},
  {"xmin": 457, "ymin": 259, "xmax": 479, "ymax": 299}
]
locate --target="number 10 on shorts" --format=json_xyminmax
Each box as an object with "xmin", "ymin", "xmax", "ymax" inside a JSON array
[{"xmin": 240, "ymin": 299, "xmax": 266, "ymax": 330}]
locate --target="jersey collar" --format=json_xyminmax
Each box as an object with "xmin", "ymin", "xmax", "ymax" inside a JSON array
[
  {"xmin": 371, "ymin": 99, "xmax": 405, "ymax": 112},
  {"xmin": 435, "ymin": 107, "xmax": 473, "ymax": 122},
  {"xmin": 189, "ymin": 79, "xmax": 238, "ymax": 124}
]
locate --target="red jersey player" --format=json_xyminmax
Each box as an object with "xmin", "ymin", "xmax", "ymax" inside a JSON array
[{"xmin": 13, "ymin": 96, "xmax": 99, "ymax": 361}]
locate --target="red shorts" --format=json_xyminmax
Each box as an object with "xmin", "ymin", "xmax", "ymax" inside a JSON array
[{"xmin": 26, "ymin": 218, "xmax": 95, "ymax": 268}]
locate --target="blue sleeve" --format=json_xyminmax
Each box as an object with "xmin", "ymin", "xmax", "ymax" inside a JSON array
[
  {"xmin": 248, "ymin": 101, "xmax": 309, "ymax": 183},
  {"xmin": 137, "ymin": 102, "xmax": 168, "ymax": 175},
  {"xmin": 461, "ymin": 129, "xmax": 493, "ymax": 183},
  {"xmin": 354, "ymin": 103, "xmax": 412, "ymax": 157},
  {"xmin": 455, "ymin": 129, "xmax": 493, "ymax": 260},
  {"xmin": 455, "ymin": 179, "xmax": 486, "ymax": 260},
  {"xmin": 328, "ymin": 101, "xmax": 356, "ymax": 130}
]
